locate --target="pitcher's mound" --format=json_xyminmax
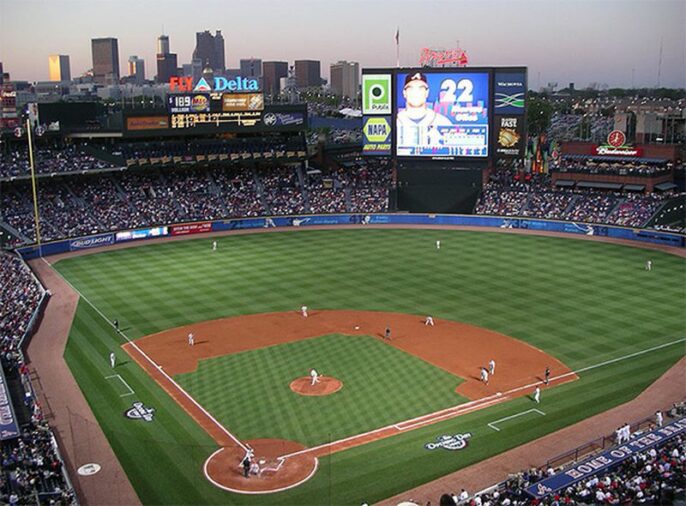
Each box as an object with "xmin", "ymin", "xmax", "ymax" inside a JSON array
[{"xmin": 290, "ymin": 376, "xmax": 342, "ymax": 396}]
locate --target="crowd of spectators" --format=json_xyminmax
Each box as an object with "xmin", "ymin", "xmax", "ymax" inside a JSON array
[
  {"xmin": 0, "ymin": 147, "xmax": 115, "ymax": 178},
  {"xmin": 1, "ymin": 160, "xmax": 392, "ymax": 245},
  {"xmin": 475, "ymin": 170, "xmax": 676, "ymax": 227},
  {"xmin": 547, "ymin": 113, "xmax": 613, "ymax": 143},
  {"xmin": 0, "ymin": 254, "xmax": 75, "ymax": 505},
  {"xmin": 433, "ymin": 412, "xmax": 685, "ymax": 506}
]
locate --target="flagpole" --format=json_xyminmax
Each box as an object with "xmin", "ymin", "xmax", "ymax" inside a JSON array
[
  {"xmin": 26, "ymin": 119, "xmax": 42, "ymax": 258},
  {"xmin": 395, "ymin": 28, "xmax": 400, "ymax": 68}
]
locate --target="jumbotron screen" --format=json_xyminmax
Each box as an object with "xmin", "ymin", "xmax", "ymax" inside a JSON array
[{"xmin": 396, "ymin": 71, "xmax": 489, "ymax": 158}]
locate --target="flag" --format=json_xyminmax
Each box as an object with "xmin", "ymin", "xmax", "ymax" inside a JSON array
[{"xmin": 395, "ymin": 28, "xmax": 399, "ymax": 45}]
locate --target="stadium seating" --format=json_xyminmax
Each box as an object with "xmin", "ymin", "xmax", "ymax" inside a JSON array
[{"xmin": 0, "ymin": 254, "xmax": 74, "ymax": 505}]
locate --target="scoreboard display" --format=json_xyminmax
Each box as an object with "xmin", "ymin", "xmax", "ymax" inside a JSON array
[
  {"xmin": 361, "ymin": 66, "xmax": 527, "ymax": 161},
  {"xmin": 167, "ymin": 94, "xmax": 211, "ymax": 114},
  {"xmin": 396, "ymin": 71, "xmax": 489, "ymax": 158}
]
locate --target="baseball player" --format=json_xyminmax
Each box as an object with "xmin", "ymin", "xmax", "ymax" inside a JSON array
[
  {"xmin": 534, "ymin": 386, "xmax": 541, "ymax": 403},
  {"xmin": 489, "ymin": 359, "xmax": 496, "ymax": 376},
  {"xmin": 424, "ymin": 316, "xmax": 434, "ymax": 326},
  {"xmin": 188, "ymin": 333, "xmax": 194, "ymax": 346},
  {"xmin": 109, "ymin": 352, "xmax": 116, "ymax": 368},
  {"xmin": 310, "ymin": 368, "xmax": 320, "ymax": 385},
  {"xmin": 656, "ymin": 410, "xmax": 663, "ymax": 427},
  {"xmin": 301, "ymin": 305, "xmax": 308, "ymax": 318},
  {"xmin": 113, "ymin": 319, "xmax": 119, "ymax": 331},
  {"xmin": 544, "ymin": 366, "xmax": 550, "ymax": 385},
  {"xmin": 384, "ymin": 325, "xmax": 391, "ymax": 340},
  {"xmin": 212, "ymin": 240, "xmax": 217, "ymax": 251},
  {"xmin": 645, "ymin": 260, "xmax": 652, "ymax": 271},
  {"xmin": 436, "ymin": 240, "xmax": 441, "ymax": 250},
  {"xmin": 480, "ymin": 367, "xmax": 489, "ymax": 385}
]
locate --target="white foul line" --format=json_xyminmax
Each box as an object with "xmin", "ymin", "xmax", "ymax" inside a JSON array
[
  {"xmin": 104, "ymin": 374, "xmax": 135, "ymax": 397},
  {"xmin": 488, "ymin": 408, "xmax": 546, "ymax": 432},
  {"xmin": 45, "ymin": 258, "xmax": 249, "ymax": 453}
]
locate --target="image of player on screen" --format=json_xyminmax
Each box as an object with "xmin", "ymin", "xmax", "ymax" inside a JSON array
[{"xmin": 396, "ymin": 72, "xmax": 453, "ymax": 128}]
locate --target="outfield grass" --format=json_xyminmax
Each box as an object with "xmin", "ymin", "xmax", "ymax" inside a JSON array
[
  {"xmin": 57, "ymin": 229, "xmax": 686, "ymax": 505},
  {"xmin": 176, "ymin": 334, "xmax": 467, "ymax": 446}
]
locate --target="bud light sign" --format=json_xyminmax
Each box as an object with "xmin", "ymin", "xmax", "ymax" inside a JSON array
[{"xmin": 69, "ymin": 233, "xmax": 114, "ymax": 251}]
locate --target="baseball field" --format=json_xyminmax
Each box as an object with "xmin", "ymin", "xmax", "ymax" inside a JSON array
[{"xmin": 53, "ymin": 228, "xmax": 685, "ymax": 504}]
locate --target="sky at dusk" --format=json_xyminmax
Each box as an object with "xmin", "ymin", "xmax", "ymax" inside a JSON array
[{"xmin": 0, "ymin": 0, "xmax": 684, "ymax": 89}]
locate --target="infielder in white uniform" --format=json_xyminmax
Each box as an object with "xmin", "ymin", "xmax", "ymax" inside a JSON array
[
  {"xmin": 425, "ymin": 316, "xmax": 434, "ymax": 326},
  {"xmin": 534, "ymin": 386, "xmax": 541, "ymax": 403},
  {"xmin": 436, "ymin": 240, "xmax": 441, "ymax": 250},
  {"xmin": 480, "ymin": 368, "xmax": 489, "ymax": 385},
  {"xmin": 109, "ymin": 352, "xmax": 116, "ymax": 368},
  {"xmin": 301, "ymin": 305, "xmax": 308, "ymax": 318},
  {"xmin": 656, "ymin": 410, "xmax": 663, "ymax": 427},
  {"xmin": 310, "ymin": 368, "xmax": 320, "ymax": 385},
  {"xmin": 646, "ymin": 260, "xmax": 652, "ymax": 271},
  {"xmin": 212, "ymin": 240, "xmax": 217, "ymax": 251},
  {"xmin": 188, "ymin": 333, "xmax": 194, "ymax": 346},
  {"xmin": 489, "ymin": 359, "xmax": 496, "ymax": 376}
]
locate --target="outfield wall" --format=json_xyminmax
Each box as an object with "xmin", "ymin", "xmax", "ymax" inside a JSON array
[{"xmin": 16, "ymin": 214, "xmax": 685, "ymax": 260}]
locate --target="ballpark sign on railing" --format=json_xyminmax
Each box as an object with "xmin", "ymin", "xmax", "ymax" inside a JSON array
[{"xmin": 525, "ymin": 417, "xmax": 686, "ymax": 499}]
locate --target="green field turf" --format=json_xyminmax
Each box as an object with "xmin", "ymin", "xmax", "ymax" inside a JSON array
[
  {"xmin": 56, "ymin": 229, "xmax": 686, "ymax": 505},
  {"xmin": 176, "ymin": 334, "xmax": 466, "ymax": 446}
]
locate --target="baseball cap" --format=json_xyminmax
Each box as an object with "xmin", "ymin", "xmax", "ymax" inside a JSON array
[{"xmin": 404, "ymin": 72, "xmax": 428, "ymax": 88}]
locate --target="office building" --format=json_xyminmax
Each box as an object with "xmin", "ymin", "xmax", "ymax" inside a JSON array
[
  {"xmin": 156, "ymin": 34, "xmax": 178, "ymax": 83},
  {"xmin": 294, "ymin": 60, "xmax": 321, "ymax": 88},
  {"xmin": 240, "ymin": 58, "xmax": 262, "ymax": 78},
  {"xmin": 330, "ymin": 60, "xmax": 359, "ymax": 99},
  {"xmin": 193, "ymin": 30, "xmax": 225, "ymax": 72},
  {"xmin": 48, "ymin": 55, "xmax": 71, "ymax": 82},
  {"xmin": 91, "ymin": 38, "xmax": 120, "ymax": 85},
  {"xmin": 127, "ymin": 56, "xmax": 145, "ymax": 84},
  {"xmin": 262, "ymin": 61, "xmax": 288, "ymax": 96}
]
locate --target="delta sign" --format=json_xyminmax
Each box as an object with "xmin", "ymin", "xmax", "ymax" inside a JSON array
[{"xmin": 169, "ymin": 76, "xmax": 260, "ymax": 93}]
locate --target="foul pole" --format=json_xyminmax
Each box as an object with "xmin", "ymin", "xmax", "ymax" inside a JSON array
[{"xmin": 26, "ymin": 119, "xmax": 43, "ymax": 257}]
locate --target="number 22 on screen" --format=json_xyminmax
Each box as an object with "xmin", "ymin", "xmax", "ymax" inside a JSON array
[{"xmin": 439, "ymin": 78, "xmax": 474, "ymax": 104}]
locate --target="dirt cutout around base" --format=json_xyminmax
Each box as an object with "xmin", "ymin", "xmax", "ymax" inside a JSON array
[
  {"xmin": 290, "ymin": 376, "xmax": 343, "ymax": 396},
  {"xmin": 204, "ymin": 439, "xmax": 316, "ymax": 494},
  {"xmin": 125, "ymin": 310, "xmax": 576, "ymax": 493}
]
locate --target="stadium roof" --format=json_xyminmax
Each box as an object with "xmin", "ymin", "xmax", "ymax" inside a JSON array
[
  {"xmin": 654, "ymin": 182, "xmax": 678, "ymax": 191},
  {"xmin": 623, "ymin": 184, "xmax": 646, "ymax": 191},
  {"xmin": 576, "ymin": 181, "xmax": 623, "ymax": 190},
  {"xmin": 554, "ymin": 179, "xmax": 576, "ymax": 187},
  {"xmin": 562, "ymin": 154, "xmax": 667, "ymax": 164}
]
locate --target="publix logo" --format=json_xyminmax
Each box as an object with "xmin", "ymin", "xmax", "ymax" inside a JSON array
[{"xmin": 424, "ymin": 432, "xmax": 472, "ymax": 451}]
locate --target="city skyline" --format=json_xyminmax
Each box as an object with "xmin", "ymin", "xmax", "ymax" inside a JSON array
[{"xmin": 0, "ymin": 0, "xmax": 684, "ymax": 88}]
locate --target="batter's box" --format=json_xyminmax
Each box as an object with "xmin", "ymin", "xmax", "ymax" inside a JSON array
[{"xmin": 487, "ymin": 408, "xmax": 545, "ymax": 432}]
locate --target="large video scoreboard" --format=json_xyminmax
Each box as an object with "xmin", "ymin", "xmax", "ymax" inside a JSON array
[{"xmin": 361, "ymin": 67, "xmax": 527, "ymax": 161}]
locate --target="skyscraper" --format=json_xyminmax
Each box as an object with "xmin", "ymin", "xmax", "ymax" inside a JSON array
[
  {"xmin": 193, "ymin": 30, "xmax": 225, "ymax": 73},
  {"xmin": 128, "ymin": 56, "xmax": 145, "ymax": 84},
  {"xmin": 156, "ymin": 34, "xmax": 178, "ymax": 83},
  {"xmin": 239, "ymin": 58, "xmax": 262, "ymax": 78},
  {"xmin": 91, "ymin": 38, "xmax": 119, "ymax": 85},
  {"xmin": 330, "ymin": 61, "xmax": 359, "ymax": 99},
  {"xmin": 48, "ymin": 55, "xmax": 71, "ymax": 82},
  {"xmin": 294, "ymin": 60, "xmax": 321, "ymax": 88},
  {"xmin": 262, "ymin": 61, "xmax": 288, "ymax": 96}
]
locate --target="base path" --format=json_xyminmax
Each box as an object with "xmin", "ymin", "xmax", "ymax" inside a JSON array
[{"xmin": 124, "ymin": 310, "xmax": 575, "ymax": 493}]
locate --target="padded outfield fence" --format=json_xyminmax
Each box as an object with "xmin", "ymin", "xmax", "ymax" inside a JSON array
[{"xmin": 16, "ymin": 212, "xmax": 686, "ymax": 259}]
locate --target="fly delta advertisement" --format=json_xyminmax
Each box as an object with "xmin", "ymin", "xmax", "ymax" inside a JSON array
[{"xmin": 396, "ymin": 72, "xmax": 490, "ymax": 158}]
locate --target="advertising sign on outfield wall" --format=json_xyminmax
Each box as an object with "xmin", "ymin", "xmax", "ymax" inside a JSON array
[
  {"xmin": 69, "ymin": 233, "xmax": 114, "ymax": 251},
  {"xmin": 170, "ymin": 222, "xmax": 212, "ymax": 236}
]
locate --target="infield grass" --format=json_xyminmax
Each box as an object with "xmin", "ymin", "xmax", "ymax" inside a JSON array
[{"xmin": 57, "ymin": 229, "xmax": 686, "ymax": 505}]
